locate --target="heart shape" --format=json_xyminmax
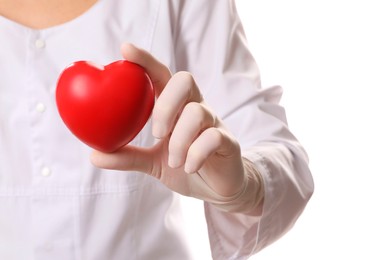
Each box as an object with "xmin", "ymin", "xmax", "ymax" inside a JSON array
[{"xmin": 56, "ymin": 60, "xmax": 154, "ymax": 152}]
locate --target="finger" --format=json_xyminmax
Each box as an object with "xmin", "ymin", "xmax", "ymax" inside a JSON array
[
  {"xmin": 90, "ymin": 145, "xmax": 156, "ymax": 173},
  {"xmin": 184, "ymin": 127, "xmax": 239, "ymax": 174},
  {"xmin": 121, "ymin": 43, "xmax": 171, "ymax": 96},
  {"xmin": 152, "ymin": 71, "xmax": 203, "ymax": 138},
  {"xmin": 168, "ymin": 102, "xmax": 216, "ymax": 168}
]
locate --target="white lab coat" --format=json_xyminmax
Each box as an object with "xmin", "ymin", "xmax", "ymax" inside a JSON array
[{"xmin": 0, "ymin": 0, "xmax": 314, "ymax": 259}]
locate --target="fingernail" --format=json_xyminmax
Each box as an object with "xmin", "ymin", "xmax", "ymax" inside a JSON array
[
  {"xmin": 152, "ymin": 121, "xmax": 165, "ymax": 139},
  {"xmin": 168, "ymin": 155, "xmax": 182, "ymax": 169},
  {"xmin": 184, "ymin": 163, "xmax": 197, "ymax": 174}
]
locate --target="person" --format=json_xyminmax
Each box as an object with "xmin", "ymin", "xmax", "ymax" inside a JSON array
[{"xmin": 0, "ymin": 0, "xmax": 314, "ymax": 259}]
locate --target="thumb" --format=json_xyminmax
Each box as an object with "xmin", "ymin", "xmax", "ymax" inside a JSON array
[
  {"xmin": 121, "ymin": 43, "xmax": 171, "ymax": 97},
  {"xmin": 90, "ymin": 145, "xmax": 156, "ymax": 173}
]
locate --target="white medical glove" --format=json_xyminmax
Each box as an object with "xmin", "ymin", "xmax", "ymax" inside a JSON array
[{"xmin": 91, "ymin": 43, "xmax": 264, "ymax": 214}]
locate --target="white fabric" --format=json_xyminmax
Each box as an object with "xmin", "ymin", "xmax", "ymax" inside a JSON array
[{"xmin": 0, "ymin": 0, "xmax": 314, "ymax": 259}]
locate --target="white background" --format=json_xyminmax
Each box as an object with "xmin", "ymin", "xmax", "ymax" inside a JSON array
[{"xmin": 181, "ymin": 1, "xmax": 390, "ymax": 259}]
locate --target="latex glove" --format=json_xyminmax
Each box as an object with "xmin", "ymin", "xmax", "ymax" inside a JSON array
[{"xmin": 91, "ymin": 43, "xmax": 264, "ymax": 214}]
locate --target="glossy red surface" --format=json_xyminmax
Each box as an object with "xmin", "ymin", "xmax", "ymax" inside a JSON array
[{"xmin": 56, "ymin": 60, "xmax": 154, "ymax": 152}]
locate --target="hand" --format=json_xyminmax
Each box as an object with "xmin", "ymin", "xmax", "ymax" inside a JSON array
[{"xmin": 91, "ymin": 43, "xmax": 254, "ymax": 209}]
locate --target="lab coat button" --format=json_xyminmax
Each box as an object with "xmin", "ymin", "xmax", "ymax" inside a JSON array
[
  {"xmin": 35, "ymin": 39, "xmax": 45, "ymax": 49},
  {"xmin": 41, "ymin": 167, "xmax": 51, "ymax": 177},
  {"xmin": 36, "ymin": 102, "xmax": 46, "ymax": 113}
]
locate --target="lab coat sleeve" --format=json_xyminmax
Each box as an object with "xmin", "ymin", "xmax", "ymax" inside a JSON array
[{"xmin": 168, "ymin": 0, "xmax": 314, "ymax": 259}]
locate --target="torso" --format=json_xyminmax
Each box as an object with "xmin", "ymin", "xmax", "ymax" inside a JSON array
[
  {"xmin": 0, "ymin": 1, "xmax": 192, "ymax": 258},
  {"xmin": 0, "ymin": 0, "xmax": 98, "ymax": 29}
]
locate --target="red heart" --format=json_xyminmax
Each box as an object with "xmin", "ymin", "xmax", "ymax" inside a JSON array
[{"xmin": 56, "ymin": 60, "xmax": 154, "ymax": 153}]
